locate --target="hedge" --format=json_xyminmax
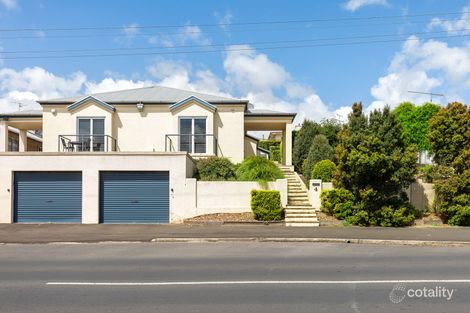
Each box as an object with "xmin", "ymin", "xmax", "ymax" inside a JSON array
[{"xmin": 251, "ymin": 190, "xmax": 283, "ymax": 221}]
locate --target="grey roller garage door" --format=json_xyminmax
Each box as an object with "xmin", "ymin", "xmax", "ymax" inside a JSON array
[
  {"xmin": 14, "ymin": 172, "xmax": 82, "ymax": 223},
  {"xmin": 100, "ymin": 171, "xmax": 169, "ymax": 223}
]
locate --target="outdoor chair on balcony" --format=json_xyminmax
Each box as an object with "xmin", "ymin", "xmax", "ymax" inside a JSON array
[
  {"xmin": 60, "ymin": 137, "xmax": 74, "ymax": 152},
  {"xmin": 78, "ymin": 137, "xmax": 91, "ymax": 152}
]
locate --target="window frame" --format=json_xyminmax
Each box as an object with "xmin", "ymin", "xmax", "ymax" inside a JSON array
[{"xmin": 178, "ymin": 116, "xmax": 207, "ymax": 154}]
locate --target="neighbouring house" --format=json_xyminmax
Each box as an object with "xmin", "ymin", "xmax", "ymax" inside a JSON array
[
  {"xmin": 268, "ymin": 130, "xmax": 283, "ymax": 141},
  {"xmin": 8, "ymin": 126, "xmax": 42, "ymax": 152},
  {"xmin": 0, "ymin": 85, "xmax": 295, "ymax": 224}
]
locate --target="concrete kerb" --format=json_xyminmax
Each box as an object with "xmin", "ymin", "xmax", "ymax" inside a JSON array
[{"xmin": 150, "ymin": 237, "xmax": 470, "ymax": 247}]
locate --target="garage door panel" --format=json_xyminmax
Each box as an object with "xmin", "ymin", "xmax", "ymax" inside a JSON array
[
  {"xmin": 100, "ymin": 171, "xmax": 169, "ymax": 223},
  {"xmin": 14, "ymin": 172, "xmax": 82, "ymax": 223}
]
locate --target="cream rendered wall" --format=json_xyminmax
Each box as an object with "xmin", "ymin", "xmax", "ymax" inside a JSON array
[
  {"xmin": 193, "ymin": 179, "xmax": 288, "ymax": 216},
  {"xmin": 42, "ymin": 100, "xmax": 246, "ymax": 161},
  {"xmin": 244, "ymin": 136, "xmax": 257, "ymax": 158},
  {"xmin": 42, "ymin": 100, "xmax": 113, "ymax": 152},
  {"xmin": 215, "ymin": 105, "xmax": 245, "ymax": 163},
  {"xmin": 113, "ymin": 105, "xmax": 172, "ymax": 152}
]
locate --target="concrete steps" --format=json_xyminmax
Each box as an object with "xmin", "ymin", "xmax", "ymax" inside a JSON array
[{"xmin": 279, "ymin": 165, "xmax": 319, "ymax": 227}]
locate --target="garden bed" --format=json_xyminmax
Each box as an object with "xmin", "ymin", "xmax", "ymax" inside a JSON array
[{"xmin": 184, "ymin": 213, "xmax": 256, "ymax": 223}]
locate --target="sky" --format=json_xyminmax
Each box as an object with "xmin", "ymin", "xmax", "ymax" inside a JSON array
[{"xmin": 1, "ymin": 0, "xmax": 470, "ymax": 124}]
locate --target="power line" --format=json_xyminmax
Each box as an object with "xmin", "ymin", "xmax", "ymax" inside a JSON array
[
  {"xmin": 0, "ymin": 16, "xmax": 467, "ymax": 41},
  {"xmin": 0, "ymin": 10, "xmax": 467, "ymax": 32},
  {"xmin": 1, "ymin": 27, "xmax": 467, "ymax": 55},
  {"xmin": 2, "ymin": 32, "xmax": 469, "ymax": 60}
]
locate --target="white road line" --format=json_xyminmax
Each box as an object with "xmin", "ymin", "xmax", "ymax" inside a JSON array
[{"xmin": 46, "ymin": 280, "xmax": 470, "ymax": 286}]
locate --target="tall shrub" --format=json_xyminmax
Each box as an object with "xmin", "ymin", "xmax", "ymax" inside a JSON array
[
  {"xmin": 429, "ymin": 102, "xmax": 470, "ymax": 225},
  {"xmin": 333, "ymin": 103, "xmax": 418, "ymax": 226},
  {"xmin": 292, "ymin": 120, "xmax": 322, "ymax": 171},
  {"xmin": 302, "ymin": 135, "xmax": 334, "ymax": 179}
]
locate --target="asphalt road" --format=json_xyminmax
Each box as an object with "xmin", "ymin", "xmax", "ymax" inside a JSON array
[{"xmin": 1, "ymin": 242, "xmax": 469, "ymax": 313}]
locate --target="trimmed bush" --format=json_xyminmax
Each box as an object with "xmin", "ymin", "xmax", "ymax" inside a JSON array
[
  {"xmin": 321, "ymin": 188, "xmax": 417, "ymax": 226},
  {"xmin": 236, "ymin": 156, "xmax": 284, "ymax": 182},
  {"xmin": 251, "ymin": 190, "xmax": 283, "ymax": 221},
  {"xmin": 311, "ymin": 160, "xmax": 336, "ymax": 182},
  {"xmin": 195, "ymin": 157, "xmax": 236, "ymax": 181}
]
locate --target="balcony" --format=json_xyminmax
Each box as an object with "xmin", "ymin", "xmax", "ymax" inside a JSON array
[
  {"xmin": 58, "ymin": 135, "xmax": 117, "ymax": 152},
  {"xmin": 165, "ymin": 134, "xmax": 217, "ymax": 156}
]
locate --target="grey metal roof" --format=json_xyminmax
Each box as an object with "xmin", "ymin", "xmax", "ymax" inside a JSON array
[
  {"xmin": 0, "ymin": 109, "xmax": 43, "ymax": 118},
  {"xmin": 245, "ymin": 109, "xmax": 297, "ymax": 117},
  {"xmin": 39, "ymin": 85, "xmax": 248, "ymax": 104}
]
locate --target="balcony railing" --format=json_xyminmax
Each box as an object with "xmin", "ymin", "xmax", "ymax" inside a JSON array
[
  {"xmin": 165, "ymin": 134, "xmax": 217, "ymax": 155},
  {"xmin": 58, "ymin": 135, "xmax": 117, "ymax": 152}
]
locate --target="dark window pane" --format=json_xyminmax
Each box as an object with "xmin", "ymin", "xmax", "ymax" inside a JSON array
[
  {"xmin": 92, "ymin": 119, "xmax": 105, "ymax": 151},
  {"xmin": 179, "ymin": 119, "xmax": 193, "ymax": 153},
  {"xmin": 194, "ymin": 119, "xmax": 206, "ymax": 135}
]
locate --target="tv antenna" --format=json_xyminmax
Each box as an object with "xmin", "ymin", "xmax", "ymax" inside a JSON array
[
  {"xmin": 16, "ymin": 102, "xmax": 25, "ymax": 111},
  {"xmin": 408, "ymin": 91, "xmax": 444, "ymax": 103}
]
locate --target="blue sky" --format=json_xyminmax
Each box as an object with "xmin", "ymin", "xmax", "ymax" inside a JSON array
[{"xmin": 1, "ymin": 0, "xmax": 470, "ymax": 123}]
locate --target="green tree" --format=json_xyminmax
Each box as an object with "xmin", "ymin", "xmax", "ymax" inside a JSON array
[
  {"xmin": 394, "ymin": 102, "xmax": 440, "ymax": 151},
  {"xmin": 292, "ymin": 119, "xmax": 322, "ymax": 171},
  {"xmin": 302, "ymin": 135, "xmax": 334, "ymax": 179},
  {"xmin": 320, "ymin": 118, "xmax": 342, "ymax": 149},
  {"xmin": 429, "ymin": 102, "xmax": 470, "ymax": 166},
  {"xmin": 333, "ymin": 103, "xmax": 418, "ymax": 226},
  {"xmin": 429, "ymin": 102, "xmax": 470, "ymax": 225}
]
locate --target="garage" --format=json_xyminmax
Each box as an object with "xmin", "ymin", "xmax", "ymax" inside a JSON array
[
  {"xmin": 14, "ymin": 172, "xmax": 82, "ymax": 223},
  {"xmin": 99, "ymin": 171, "xmax": 169, "ymax": 223}
]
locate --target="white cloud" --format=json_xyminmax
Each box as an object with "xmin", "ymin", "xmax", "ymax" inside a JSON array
[
  {"xmin": 214, "ymin": 11, "xmax": 233, "ymax": 31},
  {"xmin": 223, "ymin": 46, "xmax": 342, "ymax": 123},
  {"xmin": 0, "ymin": 67, "xmax": 86, "ymax": 113},
  {"xmin": 428, "ymin": 5, "xmax": 470, "ymax": 34},
  {"xmin": 224, "ymin": 45, "xmax": 289, "ymax": 92},
  {"xmin": 123, "ymin": 23, "xmax": 140, "ymax": 38},
  {"xmin": 115, "ymin": 23, "xmax": 140, "ymax": 44},
  {"xmin": 148, "ymin": 24, "xmax": 211, "ymax": 47},
  {"xmin": 0, "ymin": 0, "xmax": 17, "ymax": 9},
  {"xmin": 369, "ymin": 35, "xmax": 470, "ymax": 111},
  {"xmin": 147, "ymin": 59, "xmax": 231, "ymax": 98},
  {"xmin": 343, "ymin": 0, "xmax": 388, "ymax": 12},
  {"xmin": 85, "ymin": 78, "xmax": 152, "ymax": 94}
]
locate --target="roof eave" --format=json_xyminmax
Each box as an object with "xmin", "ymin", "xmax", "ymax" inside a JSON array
[{"xmin": 66, "ymin": 95, "xmax": 116, "ymax": 112}]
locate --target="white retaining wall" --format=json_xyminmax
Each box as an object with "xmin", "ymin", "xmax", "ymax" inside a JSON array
[{"xmin": 193, "ymin": 179, "xmax": 288, "ymax": 216}]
